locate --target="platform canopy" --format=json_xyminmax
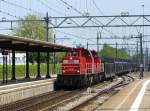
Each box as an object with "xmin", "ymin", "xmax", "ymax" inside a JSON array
[{"xmin": 0, "ymin": 34, "xmax": 73, "ymax": 52}]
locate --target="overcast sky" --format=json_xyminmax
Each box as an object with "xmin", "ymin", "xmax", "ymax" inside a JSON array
[{"xmin": 0, "ymin": 0, "xmax": 149, "ymax": 52}]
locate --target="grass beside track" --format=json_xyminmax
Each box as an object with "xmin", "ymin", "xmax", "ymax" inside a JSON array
[{"xmin": 0, "ymin": 64, "xmax": 60, "ymax": 80}]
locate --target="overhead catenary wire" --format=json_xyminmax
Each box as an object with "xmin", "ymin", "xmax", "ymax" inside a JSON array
[
  {"xmin": 44, "ymin": 0, "xmax": 67, "ymax": 15},
  {"xmin": 54, "ymin": 29, "xmax": 95, "ymax": 43},
  {"xmin": 92, "ymin": 0, "xmax": 136, "ymax": 37},
  {"xmin": 41, "ymin": 0, "xmax": 96, "ymax": 43},
  {"xmin": 0, "ymin": 0, "xmax": 94, "ymax": 44},
  {"xmin": 92, "ymin": 0, "xmax": 135, "ymax": 49},
  {"xmin": 0, "ymin": 10, "xmax": 21, "ymax": 19},
  {"xmin": 1, "ymin": 0, "xmax": 81, "ymax": 42},
  {"xmin": 58, "ymin": 0, "xmax": 84, "ymax": 16},
  {"xmin": 37, "ymin": 0, "xmax": 126, "ymax": 44},
  {"xmin": 0, "ymin": 0, "xmax": 135, "ymax": 48},
  {"xmin": 92, "ymin": 0, "xmax": 112, "ymax": 22},
  {"xmin": 38, "ymin": 0, "xmax": 66, "ymax": 16},
  {"xmin": 0, "ymin": 0, "xmax": 43, "ymax": 15},
  {"xmin": 92, "ymin": 0, "xmax": 105, "ymax": 16},
  {"xmin": 38, "ymin": 0, "xmax": 93, "ymax": 43},
  {"xmin": 91, "ymin": 0, "xmax": 116, "ymax": 36},
  {"xmin": 58, "ymin": 0, "xmax": 118, "ymax": 37},
  {"xmin": 92, "ymin": 0, "xmax": 142, "ymax": 39},
  {"xmin": 86, "ymin": 0, "xmax": 88, "ymax": 13}
]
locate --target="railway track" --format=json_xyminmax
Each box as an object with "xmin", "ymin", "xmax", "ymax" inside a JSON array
[
  {"xmin": 43, "ymin": 77, "xmax": 124, "ymax": 111},
  {"xmin": 0, "ymin": 90, "xmax": 74, "ymax": 111},
  {"xmin": 42, "ymin": 81, "xmax": 115, "ymax": 111},
  {"xmin": 0, "ymin": 75, "xmax": 133, "ymax": 111},
  {"xmin": 70, "ymin": 75, "xmax": 134, "ymax": 111}
]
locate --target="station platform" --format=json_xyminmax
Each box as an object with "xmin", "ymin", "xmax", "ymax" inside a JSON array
[
  {"xmin": 97, "ymin": 72, "xmax": 150, "ymax": 111},
  {"xmin": 0, "ymin": 75, "xmax": 56, "ymax": 105},
  {"xmin": 0, "ymin": 74, "xmax": 56, "ymax": 86}
]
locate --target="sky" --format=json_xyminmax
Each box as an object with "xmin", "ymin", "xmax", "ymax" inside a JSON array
[{"xmin": 0, "ymin": 0, "xmax": 149, "ymax": 54}]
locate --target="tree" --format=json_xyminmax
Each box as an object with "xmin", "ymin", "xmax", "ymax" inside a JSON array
[
  {"xmin": 13, "ymin": 14, "xmax": 52, "ymax": 41},
  {"xmin": 13, "ymin": 14, "xmax": 53, "ymax": 63},
  {"xmin": 99, "ymin": 44, "xmax": 128, "ymax": 59}
]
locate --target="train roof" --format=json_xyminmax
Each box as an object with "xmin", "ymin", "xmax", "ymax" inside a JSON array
[{"xmin": 101, "ymin": 57, "xmax": 133, "ymax": 63}]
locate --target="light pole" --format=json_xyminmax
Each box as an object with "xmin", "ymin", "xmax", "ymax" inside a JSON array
[
  {"xmin": 140, "ymin": 33, "xmax": 144, "ymax": 78},
  {"xmin": 131, "ymin": 34, "xmax": 143, "ymax": 78},
  {"xmin": 116, "ymin": 42, "xmax": 118, "ymax": 58},
  {"xmin": 97, "ymin": 31, "xmax": 99, "ymax": 53},
  {"xmin": 142, "ymin": 4, "xmax": 144, "ymax": 36},
  {"xmin": 142, "ymin": 4, "xmax": 145, "ymax": 71}
]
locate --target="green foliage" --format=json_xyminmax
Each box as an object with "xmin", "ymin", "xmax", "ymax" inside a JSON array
[
  {"xmin": 29, "ymin": 52, "xmax": 49, "ymax": 64},
  {"xmin": 99, "ymin": 44, "xmax": 128, "ymax": 59},
  {"xmin": 13, "ymin": 14, "xmax": 52, "ymax": 41},
  {"xmin": 0, "ymin": 64, "xmax": 60, "ymax": 80},
  {"xmin": 13, "ymin": 14, "xmax": 53, "ymax": 63},
  {"xmin": 55, "ymin": 52, "xmax": 66, "ymax": 63},
  {"xmin": 11, "ymin": 14, "xmax": 64, "ymax": 73}
]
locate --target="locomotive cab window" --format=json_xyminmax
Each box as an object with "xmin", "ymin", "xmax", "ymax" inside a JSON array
[{"xmin": 83, "ymin": 50, "xmax": 91, "ymax": 57}]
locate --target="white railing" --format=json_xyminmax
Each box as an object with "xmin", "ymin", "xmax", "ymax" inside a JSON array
[{"xmin": 85, "ymin": 63, "xmax": 103, "ymax": 74}]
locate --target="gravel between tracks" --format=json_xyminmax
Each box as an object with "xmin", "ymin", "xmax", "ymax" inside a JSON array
[
  {"xmin": 0, "ymin": 76, "xmax": 131, "ymax": 111},
  {"xmin": 70, "ymin": 75, "xmax": 134, "ymax": 111}
]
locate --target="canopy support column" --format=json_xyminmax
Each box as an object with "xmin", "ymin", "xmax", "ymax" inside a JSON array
[
  {"xmin": 46, "ymin": 51, "xmax": 51, "ymax": 78},
  {"xmin": 11, "ymin": 50, "xmax": 16, "ymax": 80},
  {"xmin": 36, "ymin": 51, "xmax": 41, "ymax": 79},
  {"xmin": 25, "ymin": 50, "xmax": 30, "ymax": 79}
]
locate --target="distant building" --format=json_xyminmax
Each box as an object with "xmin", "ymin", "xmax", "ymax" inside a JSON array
[{"xmin": 0, "ymin": 53, "xmax": 26, "ymax": 65}]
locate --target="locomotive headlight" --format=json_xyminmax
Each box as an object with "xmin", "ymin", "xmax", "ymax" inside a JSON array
[{"xmin": 63, "ymin": 70, "xmax": 65, "ymax": 73}]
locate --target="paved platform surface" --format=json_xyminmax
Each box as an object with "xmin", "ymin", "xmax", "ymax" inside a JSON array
[
  {"xmin": 97, "ymin": 72, "xmax": 150, "ymax": 111},
  {"xmin": 0, "ymin": 77, "xmax": 55, "ymax": 105}
]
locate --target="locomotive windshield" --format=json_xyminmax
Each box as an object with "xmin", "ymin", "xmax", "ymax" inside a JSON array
[{"xmin": 83, "ymin": 50, "xmax": 91, "ymax": 57}]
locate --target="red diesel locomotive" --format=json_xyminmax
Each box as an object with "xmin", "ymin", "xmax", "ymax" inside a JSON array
[
  {"xmin": 54, "ymin": 47, "xmax": 136, "ymax": 89},
  {"xmin": 54, "ymin": 48, "xmax": 105, "ymax": 89}
]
